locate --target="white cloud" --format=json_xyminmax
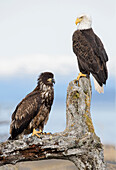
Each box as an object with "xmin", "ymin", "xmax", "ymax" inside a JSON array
[
  {"xmin": 0, "ymin": 54, "xmax": 115, "ymax": 79},
  {"xmin": 0, "ymin": 54, "xmax": 77, "ymax": 77}
]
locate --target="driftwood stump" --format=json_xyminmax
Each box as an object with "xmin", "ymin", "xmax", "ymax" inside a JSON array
[{"xmin": 0, "ymin": 77, "xmax": 106, "ymax": 169}]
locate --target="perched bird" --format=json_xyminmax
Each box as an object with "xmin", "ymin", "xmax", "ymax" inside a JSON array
[
  {"xmin": 9, "ymin": 72, "xmax": 55, "ymax": 140},
  {"xmin": 72, "ymin": 14, "xmax": 108, "ymax": 93}
]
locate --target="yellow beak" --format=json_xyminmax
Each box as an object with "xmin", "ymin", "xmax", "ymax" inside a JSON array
[
  {"xmin": 75, "ymin": 18, "xmax": 82, "ymax": 25},
  {"xmin": 47, "ymin": 78, "xmax": 55, "ymax": 84}
]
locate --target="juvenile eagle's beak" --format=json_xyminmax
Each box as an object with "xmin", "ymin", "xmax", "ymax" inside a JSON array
[
  {"xmin": 75, "ymin": 18, "xmax": 82, "ymax": 25},
  {"xmin": 47, "ymin": 78, "xmax": 55, "ymax": 84},
  {"xmin": 52, "ymin": 78, "xmax": 55, "ymax": 84}
]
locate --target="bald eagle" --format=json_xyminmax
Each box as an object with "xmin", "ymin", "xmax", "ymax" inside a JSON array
[
  {"xmin": 9, "ymin": 72, "xmax": 55, "ymax": 140},
  {"xmin": 72, "ymin": 14, "xmax": 108, "ymax": 93}
]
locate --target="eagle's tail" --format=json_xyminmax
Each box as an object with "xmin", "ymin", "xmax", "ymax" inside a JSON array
[{"xmin": 93, "ymin": 77, "xmax": 104, "ymax": 93}]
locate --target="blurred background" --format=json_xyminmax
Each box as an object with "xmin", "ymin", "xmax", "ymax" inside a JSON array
[{"xmin": 0, "ymin": 0, "xmax": 115, "ymax": 145}]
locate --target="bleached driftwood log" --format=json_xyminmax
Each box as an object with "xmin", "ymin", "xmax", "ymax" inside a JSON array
[{"xmin": 0, "ymin": 77, "xmax": 106, "ymax": 169}]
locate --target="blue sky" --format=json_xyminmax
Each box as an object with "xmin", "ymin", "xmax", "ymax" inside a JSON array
[{"xmin": 0, "ymin": 0, "xmax": 116, "ymax": 144}]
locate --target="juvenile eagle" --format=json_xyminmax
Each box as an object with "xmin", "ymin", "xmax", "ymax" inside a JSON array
[
  {"xmin": 9, "ymin": 72, "xmax": 55, "ymax": 140},
  {"xmin": 72, "ymin": 14, "xmax": 108, "ymax": 93}
]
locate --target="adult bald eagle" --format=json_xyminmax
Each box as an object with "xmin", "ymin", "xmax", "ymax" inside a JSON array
[
  {"xmin": 72, "ymin": 14, "xmax": 108, "ymax": 93},
  {"xmin": 9, "ymin": 72, "xmax": 55, "ymax": 140}
]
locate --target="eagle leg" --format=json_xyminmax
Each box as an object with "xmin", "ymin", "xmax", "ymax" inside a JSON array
[
  {"xmin": 32, "ymin": 128, "xmax": 42, "ymax": 138},
  {"xmin": 41, "ymin": 132, "xmax": 52, "ymax": 135},
  {"xmin": 77, "ymin": 72, "xmax": 86, "ymax": 81}
]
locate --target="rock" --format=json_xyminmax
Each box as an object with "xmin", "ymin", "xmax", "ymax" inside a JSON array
[{"xmin": 106, "ymin": 163, "xmax": 116, "ymax": 170}]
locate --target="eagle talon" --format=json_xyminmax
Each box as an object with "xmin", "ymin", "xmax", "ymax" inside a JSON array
[
  {"xmin": 41, "ymin": 132, "xmax": 47, "ymax": 135},
  {"xmin": 46, "ymin": 132, "xmax": 52, "ymax": 135},
  {"xmin": 77, "ymin": 72, "xmax": 86, "ymax": 81},
  {"xmin": 32, "ymin": 128, "xmax": 42, "ymax": 138}
]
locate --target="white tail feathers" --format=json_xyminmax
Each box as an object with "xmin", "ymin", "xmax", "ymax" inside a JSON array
[{"xmin": 93, "ymin": 77, "xmax": 104, "ymax": 93}]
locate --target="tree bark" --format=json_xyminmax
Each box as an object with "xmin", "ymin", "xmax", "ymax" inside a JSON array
[{"xmin": 0, "ymin": 77, "xmax": 106, "ymax": 169}]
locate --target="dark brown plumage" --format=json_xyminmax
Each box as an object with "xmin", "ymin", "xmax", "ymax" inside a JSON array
[
  {"xmin": 73, "ymin": 28, "xmax": 108, "ymax": 86},
  {"xmin": 9, "ymin": 72, "xmax": 55, "ymax": 140},
  {"xmin": 73, "ymin": 15, "xmax": 108, "ymax": 93}
]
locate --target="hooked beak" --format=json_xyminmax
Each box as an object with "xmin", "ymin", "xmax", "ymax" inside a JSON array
[
  {"xmin": 47, "ymin": 78, "xmax": 55, "ymax": 84},
  {"xmin": 52, "ymin": 78, "xmax": 55, "ymax": 84},
  {"xmin": 75, "ymin": 18, "xmax": 82, "ymax": 25}
]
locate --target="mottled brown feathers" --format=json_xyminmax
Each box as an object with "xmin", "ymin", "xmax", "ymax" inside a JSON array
[
  {"xmin": 9, "ymin": 72, "xmax": 55, "ymax": 140},
  {"xmin": 72, "ymin": 28, "xmax": 108, "ymax": 86}
]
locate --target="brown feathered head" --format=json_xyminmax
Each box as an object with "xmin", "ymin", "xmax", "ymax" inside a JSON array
[{"xmin": 38, "ymin": 72, "xmax": 55, "ymax": 86}]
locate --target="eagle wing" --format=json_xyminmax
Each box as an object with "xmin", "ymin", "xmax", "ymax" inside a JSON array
[
  {"xmin": 10, "ymin": 91, "xmax": 43, "ymax": 139},
  {"xmin": 94, "ymin": 34, "xmax": 108, "ymax": 63},
  {"xmin": 72, "ymin": 29, "xmax": 108, "ymax": 85}
]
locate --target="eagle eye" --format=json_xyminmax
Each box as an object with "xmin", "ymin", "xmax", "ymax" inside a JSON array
[{"xmin": 79, "ymin": 16, "xmax": 83, "ymax": 19}]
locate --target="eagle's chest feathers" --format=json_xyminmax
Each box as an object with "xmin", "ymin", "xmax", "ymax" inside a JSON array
[
  {"xmin": 40, "ymin": 83, "xmax": 53, "ymax": 107},
  {"xmin": 27, "ymin": 83, "xmax": 53, "ymax": 132}
]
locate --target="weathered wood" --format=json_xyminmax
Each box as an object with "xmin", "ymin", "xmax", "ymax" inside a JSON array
[{"xmin": 0, "ymin": 77, "xmax": 106, "ymax": 169}]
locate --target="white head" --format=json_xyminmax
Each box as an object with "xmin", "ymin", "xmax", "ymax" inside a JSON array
[{"xmin": 75, "ymin": 14, "xmax": 92, "ymax": 30}]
